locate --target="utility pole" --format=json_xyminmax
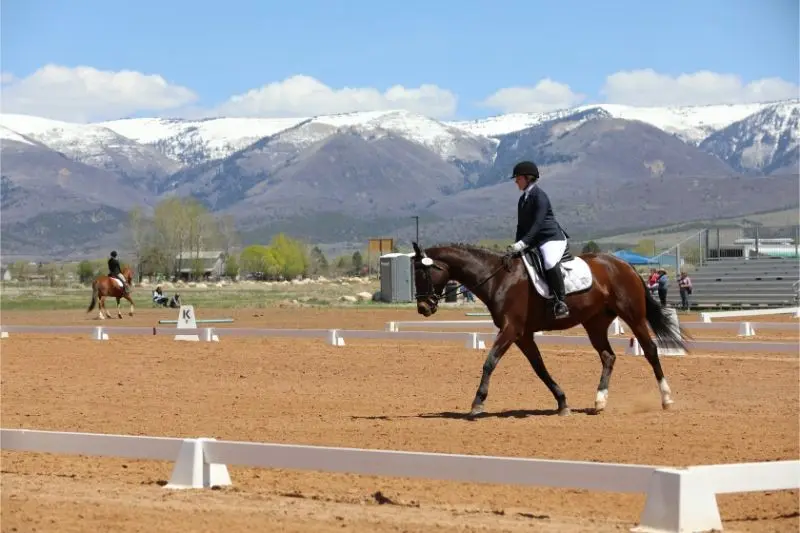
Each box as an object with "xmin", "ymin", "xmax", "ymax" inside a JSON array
[{"xmin": 411, "ymin": 216, "xmax": 419, "ymax": 244}]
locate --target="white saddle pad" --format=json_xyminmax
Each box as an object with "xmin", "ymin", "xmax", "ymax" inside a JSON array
[
  {"xmin": 111, "ymin": 278, "xmax": 124, "ymax": 288},
  {"xmin": 521, "ymin": 253, "xmax": 593, "ymax": 299}
]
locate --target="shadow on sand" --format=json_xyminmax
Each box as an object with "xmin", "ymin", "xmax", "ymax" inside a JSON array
[{"xmin": 351, "ymin": 407, "xmax": 596, "ymax": 422}]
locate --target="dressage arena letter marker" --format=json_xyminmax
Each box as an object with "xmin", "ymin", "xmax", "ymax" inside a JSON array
[{"xmin": 174, "ymin": 305, "xmax": 200, "ymax": 342}]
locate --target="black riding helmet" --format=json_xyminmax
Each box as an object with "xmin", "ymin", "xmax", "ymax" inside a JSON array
[
  {"xmin": 110, "ymin": 251, "xmax": 117, "ymax": 258},
  {"xmin": 510, "ymin": 160, "xmax": 540, "ymax": 182}
]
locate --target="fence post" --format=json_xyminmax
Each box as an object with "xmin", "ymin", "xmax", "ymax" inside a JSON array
[{"xmin": 755, "ymin": 226, "xmax": 760, "ymax": 258}]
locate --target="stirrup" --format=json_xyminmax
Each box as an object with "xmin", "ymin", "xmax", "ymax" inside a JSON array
[{"xmin": 553, "ymin": 301, "xmax": 569, "ymax": 319}]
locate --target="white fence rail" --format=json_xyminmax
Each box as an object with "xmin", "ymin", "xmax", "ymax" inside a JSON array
[
  {"xmin": 2, "ymin": 324, "xmax": 798, "ymax": 356},
  {"xmin": 701, "ymin": 306, "xmax": 799, "ymax": 322},
  {"xmin": 385, "ymin": 318, "xmax": 800, "ymax": 337},
  {"xmin": 2, "ymin": 428, "xmax": 797, "ymax": 533}
]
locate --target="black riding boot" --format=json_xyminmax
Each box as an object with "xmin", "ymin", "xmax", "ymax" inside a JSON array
[{"xmin": 545, "ymin": 264, "xmax": 570, "ymax": 319}]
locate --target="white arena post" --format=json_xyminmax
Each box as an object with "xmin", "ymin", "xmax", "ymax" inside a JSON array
[{"xmin": 92, "ymin": 326, "xmax": 109, "ymax": 341}]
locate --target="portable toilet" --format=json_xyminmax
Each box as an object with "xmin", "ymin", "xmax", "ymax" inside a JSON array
[{"xmin": 379, "ymin": 252, "xmax": 415, "ymax": 303}]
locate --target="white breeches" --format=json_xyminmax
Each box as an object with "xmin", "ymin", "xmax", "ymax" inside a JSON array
[
  {"xmin": 116, "ymin": 273, "xmax": 126, "ymax": 284},
  {"xmin": 539, "ymin": 240, "xmax": 567, "ymax": 270}
]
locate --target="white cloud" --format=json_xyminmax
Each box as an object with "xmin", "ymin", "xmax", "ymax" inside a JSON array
[
  {"xmin": 1, "ymin": 72, "xmax": 15, "ymax": 84},
  {"xmin": 0, "ymin": 64, "xmax": 198, "ymax": 122},
  {"xmin": 212, "ymin": 74, "xmax": 458, "ymax": 119},
  {"xmin": 480, "ymin": 79, "xmax": 586, "ymax": 114},
  {"xmin": 601, "ymin": 69, "xmax": 799, "ymax": 107}
]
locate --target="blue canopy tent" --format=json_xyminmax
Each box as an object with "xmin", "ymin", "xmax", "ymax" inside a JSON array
[{"xmin": 613, "ymin": 249, "xmax": 657, "ymax": 265}]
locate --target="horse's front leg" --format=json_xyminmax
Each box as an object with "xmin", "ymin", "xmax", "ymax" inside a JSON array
[
  {"xmin": 469, "ymin": 327, "xmax": 517, "ymax": 417},
  {"xmin": 127, "ymin": 295, "xmax": 135, "ymax": 316},
  {"xmin": 101, "ymin": 296, "xmax": 112, "ymax": 319}
]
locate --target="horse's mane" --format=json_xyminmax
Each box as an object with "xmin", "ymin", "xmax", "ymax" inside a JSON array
[{"xmin": 429, "ymin": 242, "xmax": 503, "ymax": 260}]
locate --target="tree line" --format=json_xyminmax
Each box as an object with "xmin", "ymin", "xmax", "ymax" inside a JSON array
[{"xmin": 122, "ymin": 198, "xmax": 368, "ymax": 281}]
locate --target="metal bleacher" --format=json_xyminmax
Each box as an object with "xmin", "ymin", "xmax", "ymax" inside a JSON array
[{"xmin": 685, "ymin": 257, "xmax": 800, "ymax": 308}]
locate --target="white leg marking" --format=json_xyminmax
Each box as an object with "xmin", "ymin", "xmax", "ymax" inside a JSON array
[
  {"xmin": 595, "ymin": 389, "xmax": 609, "ymax": 411},
  {"xmin": 659, "ymin": 377, "xmax": 673, "ymax": 408}
]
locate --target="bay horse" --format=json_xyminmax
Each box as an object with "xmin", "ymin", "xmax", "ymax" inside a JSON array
[
  {"xmin": 411, "ymin": 242, "xmax": 689, "ymax": 417},
  {"xmin": 87, "ymin": 266, "xmax": 135, "ymax": 320}
]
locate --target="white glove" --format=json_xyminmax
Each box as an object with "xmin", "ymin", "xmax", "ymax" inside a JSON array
[{"xmin": 511, "ymin": 240, "xmax": 526, "ymax": 252}]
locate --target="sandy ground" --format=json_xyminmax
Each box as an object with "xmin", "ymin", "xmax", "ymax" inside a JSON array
[{"xmin": 1, "ymin": 306, "xmax": 798, "ymax": 533}]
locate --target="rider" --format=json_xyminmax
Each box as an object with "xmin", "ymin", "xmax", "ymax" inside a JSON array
[
  {"xmin": 108, "ymin": 250, "xmax": 130, "ymax": 294},
  {"xmin": 507, "ymin": 160, "xmax": 571, "ymax": 319}
]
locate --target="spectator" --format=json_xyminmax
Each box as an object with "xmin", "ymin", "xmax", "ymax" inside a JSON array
[
  {"xmin": 461, "ymin": 285, "xmax": 475, "ymax": 303},
  {"xmin": 678, "ymin": 271, "xmax": 693, "ymax": 311},
  {"xmin": 647, "ymin": 268, "xmax": 660, "ymax": 297},
  {"xmin": 656, "ymin": 270, "xmax": 669, "ymax": 307}
]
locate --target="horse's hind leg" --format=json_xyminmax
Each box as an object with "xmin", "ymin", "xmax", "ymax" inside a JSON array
[
  {"xmin": 98, "ymin": 296, "xmax": 107, "ymax": 319},
  {"xmin": 515, "ymin": 335, "xmax": 569, "ymax": 415},
  {"xmin": 583, "ymin": 315, "xmax": 617, "ymax": 413},
  {"xmin": 627, "ymin": 319, "xmax": 673, "ymax": 410}
]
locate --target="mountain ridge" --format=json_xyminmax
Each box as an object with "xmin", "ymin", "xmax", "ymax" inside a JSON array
[{"xmin": 1, "ymin": 99, "xmax": 798, "ymax": 260}]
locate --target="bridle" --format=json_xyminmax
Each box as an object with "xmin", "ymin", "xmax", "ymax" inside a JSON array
[{"xmin": 413, "ymin": 252, "xmax": 512, "ymax": 310}]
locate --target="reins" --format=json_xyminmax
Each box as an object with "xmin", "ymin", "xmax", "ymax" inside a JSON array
[{"xmin": 417, "ymin": 252, "xmax": 516, "ymax": 304}]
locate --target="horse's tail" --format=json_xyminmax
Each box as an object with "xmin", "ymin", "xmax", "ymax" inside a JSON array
[
  {"xmin": 640, "ymin": 276, "xmax": 691, "ymax": 352},
  {"xmin": 87, "ymin": 280, "xmax": 99, "ymax": 313}
]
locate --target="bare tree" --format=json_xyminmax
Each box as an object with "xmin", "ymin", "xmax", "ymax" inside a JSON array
[
  {"xmin": 216, "ymin": 214, "xmax": 240, "ymax": 256},
  {"xmin": 128, "ymin": 206, "xmax": 149, "ymax": 281}
]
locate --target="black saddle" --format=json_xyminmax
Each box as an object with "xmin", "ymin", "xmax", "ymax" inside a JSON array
[{"xmin": 522, "ymin": 243, "xmax": 574, "ymax": 279}]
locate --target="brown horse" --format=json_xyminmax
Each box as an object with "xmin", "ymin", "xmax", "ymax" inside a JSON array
[
  {"xmin": 87, "ymin": 266, "xmax": 135, "ymax": 320},
  {"xmin": 411, "ymin": 242, "xmax": 689, "ymax": 417}
]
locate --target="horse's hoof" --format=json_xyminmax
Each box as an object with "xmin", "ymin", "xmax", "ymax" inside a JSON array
[
  {"xmin": 558, "ymin": 407, "xmax": 571, "ymax": 416},
  {"xmin": 468, "ymin": 405, "xmax": 484, "ymax": 417},
  {"xmin": 593, "ymin": 404, "xmax": 606, "ymax": 414},
  {"xmin": 662, "ymin": 400, "xmax": 674, "ymax": 410}
]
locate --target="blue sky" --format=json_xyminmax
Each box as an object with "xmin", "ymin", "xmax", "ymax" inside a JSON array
[{"xmin": 2, "ymin": 0, "xmax": 798, "ymax": 121}]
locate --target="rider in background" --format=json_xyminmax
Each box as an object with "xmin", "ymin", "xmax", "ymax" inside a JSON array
[
  {"xmin": 507, "ymin": 160, "xmax": 571, "ymax": 319},
  {"xmin": 108, "ymin": 251, "xmax": 130, "ymax": 294}
]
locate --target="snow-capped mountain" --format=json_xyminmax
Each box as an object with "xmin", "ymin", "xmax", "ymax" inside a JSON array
[
  {"xmin": 448, "ymin": 102, "xmax": 778, "ymax": 144},
  {"xmin": 311, "ymin": 109, "xmax": 495, "ymax": 162},
  {"xmin": 699, "ymin": 101, "xmax": 800, "ymax": 175},
  {"xmin": 3, "ymin": 100, "xmax": 796, "ymax": 172},
  {"xmin": 0, "ymin": 113, "xmax": 181, "ymax": 185},
  {"xmin": 98, "ymin": 116, "xmax": 307, "ymax": 166},
  {"xmin": 98, "ymin": 109, "xmax": 495, "ymax": 167},
  {"xmin": 0, "ymin": 125, "xmax": 39, "ymax": 146}
]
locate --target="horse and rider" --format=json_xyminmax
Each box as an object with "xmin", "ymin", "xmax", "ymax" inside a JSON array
[
  {"xmin": 411, "ymin": 159, "xmax": 689, "ymax": 417},
  {"xmin": 87, "ymin": 250, "xmax": 135, "ymax": 319},
  {"xmin": 108, "ymin": 251, "xmax": 131, "ymax": 295}
]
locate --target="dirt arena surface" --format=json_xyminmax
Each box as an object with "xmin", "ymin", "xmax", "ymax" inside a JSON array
[{"xmin": 2, "ymin": 307, "xmax": 798, "ymax": 532}]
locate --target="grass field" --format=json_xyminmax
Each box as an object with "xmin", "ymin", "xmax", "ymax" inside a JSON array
[{"xmin": 0, "ymin": 277, "xmax": 398, "ymax": 312}]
